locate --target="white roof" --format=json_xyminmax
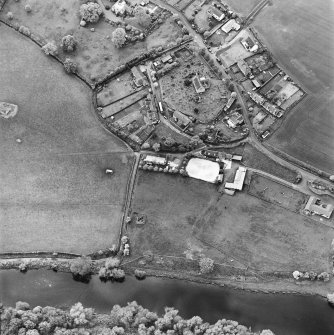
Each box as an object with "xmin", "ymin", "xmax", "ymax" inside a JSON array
[
  {"xmin": 225, "ymin": 166, "xmax": 247, "ymax": 190},
  {"xmin": 144, "ymin": 155, "xmax": 166, "ymax": 165},
  {"xmin": 221, "ymin": 19, "xmax": 240, "ymax": 33},
  {"xmin": 186, "ymin": 158, "xmax": 220, "ymax": 184}
]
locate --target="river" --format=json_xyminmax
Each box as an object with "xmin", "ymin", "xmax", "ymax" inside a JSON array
[{"xmin": 0, "ymin": 270, "xmax": 333, "ymax": 335}]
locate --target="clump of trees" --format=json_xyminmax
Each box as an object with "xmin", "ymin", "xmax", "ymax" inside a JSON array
[
  {"xmin": 0, "ymin": 301, "xmax": 274, "ymax": 335},
  {"xmin": 134, "ymin": 269, "xmax": 146, "ymax": 280},
  {"xmin": 42, "ymin": 42, "xmax": 58, "ymax": 56},
  {"xmin": 199, "ymin": 257, "xmax": 214, "ymax": 274},
  {"xmin": 98, "ymin": 257, "xmax": 125, "ymax": 282},
  {"xmin": 293, "ymin": 270, "xmax": 331, "ymax": 282},
  {"xmin": 134, "ymin": 6, "xmax": 151, "ymax": 28},
  {"xmin": 70, "ymin": 256, "xmax": 92, "ymax": 282},
  {"xmin": 18, "ymin": 26, "xmax": 31, "ymax": 37},
  {"xmin": 79, "ymin": 2, "xmax": 102, "ymax": 23},
  {"xmin": 61, "ymin": 35, "xmax": 77, "ymax": 52},
  {"xmin": 111, "ymin": 27, "xmax": 127, "ymax": 48},
  {"xmin": 63, "ymin": 58, "xmax": 78, "ymax": 74}
]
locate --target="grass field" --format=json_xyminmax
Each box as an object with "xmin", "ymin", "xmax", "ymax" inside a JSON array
[
  {"xmin": 0, "ymin": 24, "xmax": 133, "ymax": 254},
  {"xmin": 248, "ymin": 174, "xmax": 308, "ymax": 213},
  {"xmin": 253, "ymin": 0, "xmax": 334, "ymax": 173},
  {"xmin": 194, "ymin": 192, "xmax": 334, "ymax": 272},
  {"xmin": 242, "ymin": 144, "xmax": 298, "ymax": 183}
]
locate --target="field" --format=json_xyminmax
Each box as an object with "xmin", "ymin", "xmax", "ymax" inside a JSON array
[
  {"xmin": 242, "ymin": 144, "xmax": 298, "ymax": 183},
  {"xmin": 253, "ymin": 0, "xmax": 334, "ymax": 173},
  {"xmin": 0, "ymin": 24, "xmax": 133, "ymax": 253},
  {"xmin": 0, "ymin": 0, "xmax": 183, "ymax": 83},
  {"xmin": 222, "ymin": 0, "xmax": 261, "ymax": 16},
  {"xmin": 248, "ymin": 174, "xmax": 308, "ymax": 213},
  {"xmin": 194, "ymin": 192, "xmax": 334, "ymax": 272}
]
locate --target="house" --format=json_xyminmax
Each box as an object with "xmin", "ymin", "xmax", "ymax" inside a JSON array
[
  {"xmin": 131, "ymin": 66, "xmax": 148, "ymax": 87},
  {"xmin": 263, "ymin": 102, "xmax": 282, "ymax": 118},
  {"xmin": 304, "ymin": 196, "xmax": 333, "ymax": 219},
  {"xmin": 192, "ymin": 74, "xmax": 206, "ymax": 93},
  {"xmin": 225, "ymin": 166, "xmax": 247, "ymax": 190},
  {"xmin": 144, "ymin": 155, "xmax": 167, "ymax": 166},
  {"xmin": 237, "ymin": 60, "xmax": 251, "ymax": 77},
  {"xmin": 173, "ymin": 110, "xmax": 191, "ymax": 128},
  {"xmin": 227, "ymin": 112, "xmax": 244, "ymax": 128},
  {"xmin": 248, "ymin": 91, "xmax": 265, "ymax": 105},
  {"xmin": 161, "ymin": 54, "xmax": 173, "ymax": 64},
  {"xmin": 221, "ymin": 19, "xmax": 240, "ymax": 34},
  {"xmin": 241, "ymin": 37, "xmax": 258, "ymax": 52},
  {"xmin": 208, "ymin": 6, "xmax": 225, "ymax": 21},
  {"xmin": 251, "ymin": 79, "xmax": 261, "ymax": 88},
  {"xmin": 224, "ymin": 92, "xmax": 237, "ymax": 111}
]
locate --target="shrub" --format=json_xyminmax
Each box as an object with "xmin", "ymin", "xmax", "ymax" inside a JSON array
[
  {"xmin": 61, "ymin": 35, "xmax": 77, "ymax": 52},
  {"xmin": 134, "ymin": 269, "xmax": 146, "ymax": 280},
  {"xmin": 42, "ymin": 42, "xmax": 58, "ymax": 56},
  {"xmin": 18, "ymin": 26, "xmax": 31, "ymax": 36},
  {"xmin": 25, "ymin": 5, "xmax": 32, "ymax": 13},
  {"xmin": 63, "ymin": 58, "xmax": 78, "ymax": 74},
  {"xmin": 199, "ymin": 257, "xmax": 214, "ymax": 274},
  {"xmin": 112, "ymin": 28, "xmax": 126, "ymax": 48},
  {"xmin": 70, "ymin": 257, "xmax": 91, "ymax": 279},
  {"xmin": 111, "ymin": 268, "xmax": 125, "ymax": 280},
  {"xmin": 79, "ymin": 2, "xmax": 102, "ymax": 23},
  {"xmin": 105, "ymin": 257, "xmax": 120, "ymax": 269},
  {"xmin": 6, "ymin": 12, "xmax": 14, "ymax": 20}
]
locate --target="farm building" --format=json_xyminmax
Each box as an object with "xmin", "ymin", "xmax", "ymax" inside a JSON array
[
  {"xmin": 221, "ymin": 19, "xmax": 241, "ymax": 34},
  {"xmin": 304, "ymin": 196, "xmax": 333, "ymax": 219},
  {"xmin": 144, "ymin": 155, "xmax": 167, "ymax": 166},
  {"xmin": 251, "ymin": 79, "xmax": 261, "ymax": 88},
  {"xmin": 192, "ymin": 74, "xmax": 206, "ymax": 93},
  {"xmin": 185, "ymin": 158, "xmax": 220, "ymax": 184},
  {"xmin": 131, "ymin": 66, "xmax": 148, "ymax": 87},
  {"xmin": 225, "ymin": 166, "xmax": 247, "ymax": 191},
  {"xmin": 224, "ymin": 92, "xmax": 237, "ymax": 111},
  {"xmin": 207, "ymin": 6, "xmax": 225, "ymax": 21},
  {"xmin": 161, "ymin": 54, "xmax": 173, "ymax": 64}
]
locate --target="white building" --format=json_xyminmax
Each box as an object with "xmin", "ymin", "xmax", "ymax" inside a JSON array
[
  {"xmin": 221, "ymin": 19, "xmax": 241, "ymax": 34},
  {"xmin": 144, "ymin": 155, "xmax": 167, "ymax": 166},
  {"xmin": 186, "ymin": 158, "xmax": 220, "ymax": 184},
  {"xmin": 225, "ymin": 166, "xmax": 247, "ymax": 190}
]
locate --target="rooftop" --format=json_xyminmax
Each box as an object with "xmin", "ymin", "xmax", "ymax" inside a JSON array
[
  {"xmin": 186, "ymin": 158, "xmax": 220, "ymax": 184},
  {"xmin": 305, "ymin": 196, "xmax": 333, "ymax": 219}
]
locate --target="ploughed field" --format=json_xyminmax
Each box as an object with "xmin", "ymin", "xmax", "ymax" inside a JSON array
[
  {"xmin": 253, "ymin": 0, "xmax": 334, "ymax": 174},
  {"xmin": 0, "ymin": 24, "xmax": 132, "ymax": 254}
]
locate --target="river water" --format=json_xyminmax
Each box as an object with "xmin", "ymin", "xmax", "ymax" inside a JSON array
[{"xmin": 0, "ymin": 270, "xmax": 333, "ymax": 335}]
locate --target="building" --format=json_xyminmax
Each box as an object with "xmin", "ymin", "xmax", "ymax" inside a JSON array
[
  {"xmin": 263, "ymin": 102, "xmax": 283, "ymax": 118},
  {"xmin": 225, "ymin": 166, "xmax": 247, "ymax": 190},
  {"xmin": 144, "ymin": 155, "xmax": 167, "ymax": 166},
  {"xmin": 304, "ymin": 196, "xmax": 333, "ymax": 219},
  {"xmin": 161, "ymin": 54, "xmax": 173, "ymax": 63},
  {"xmin": 248, "ymin": 91, "xmax": 265, "ymax": 105},
  {"xmin": 227, "ymin": 112, "xmax": 244, "ymax": 128},
  {"xmin": 224, "ymin": 92, "xmax": 237, "ymax": 111},
  {"xmin": 186, "ymin": 158, "xmax": 220, "ymax": 184},
  {"xmin": 241, "ymin": 37, "xmax": 258, "ymax": 52},
  {"xmin": 237, "ymin": 60, "xmax": 251, "ymax": 77},
  {"xmin": 192, "ymin": 74, "xmax": 206, "ymax": 93},
  {"xmin": 221, "ymin": 19, "xmax": 240, "ymax": 34},
  {"xmin": 173, "ymin": 110, "xmax": 191, "ymax": 128},
  {"xmin": 131, "ymin": 66, "xmax": 148, "ymax": 87},
  {"xmin": 208, "ymin": 6, "xmax": 225, "ymax": 21},
  {"xmin": 251, "ymin": 79, "xmax": 261, "ymax": 88}
]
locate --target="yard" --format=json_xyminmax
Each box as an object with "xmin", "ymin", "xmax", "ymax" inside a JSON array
[
  {"xmin": 0, "ymin": 24, "xmax": 133, "ymax": 254},
  {"xmin": 160, "ymin": 54, "xmax": 229, "ymax": 123},
  {"xmin": 248, "ymin": 174, "xmax": 308, "ymax": 213}
]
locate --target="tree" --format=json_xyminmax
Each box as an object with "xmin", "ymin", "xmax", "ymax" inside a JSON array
[
  {"xmin": 61, "ymin": 35, "xmax": 77, "ymax": 52},
  {"xmin": 112, "ymin": 28, "xmax": 126, "ymax": 48},
  {"xmin": 105, "ymin": 257, "xmax": 121, "ymax": 269},
  {"xmin": 70, "ymin": 257, "xmax": 91, "ymax": 280},
  {"xmin": 134, "ymin": 269, "xmax": 146, "ymax": 279},
  {"xmin": 134, "ymin": 6, "xmax": 151, "ymax": 28},
  {"xmin": 152, "ymin": 143, "xmax": 160, "ymax": 152},
  {"xmin": 199, "ymin": 257, "xmax": 214, "ymax": 274},
  {"xmin": 203, "ymin": 31, "xmax": 210, "ymax": 39},
  {"xmin": 25, "ymin": 5, "xmax": 32, "ymax": 13},
  {"xmin": 164, "ymin": 137, "xmax": 176, "ymax": 147},
  {"xmin": 42, "ymin": 42, "xmax": 58, "ymax": 56},
  {"xmin": 63, "ymin": 58, "xmax": 77, "ymax": 74},
  {"xmin": 79, "ymin": 2, "xmax": 102, "ymax": 23}
]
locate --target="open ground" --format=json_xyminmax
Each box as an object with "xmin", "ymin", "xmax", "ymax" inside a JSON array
[{"xmin": 0, "ymin": 24, "xmax": 133, "ymax": 254}]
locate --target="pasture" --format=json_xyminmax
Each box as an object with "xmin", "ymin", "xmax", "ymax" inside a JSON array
[
  {"xmin": 0, "ymin": 25, "xmax": 132, "ymax": 254},
  {"xmin": 253, "ymin": 0, "xmax": 334, "ymax": 174}
]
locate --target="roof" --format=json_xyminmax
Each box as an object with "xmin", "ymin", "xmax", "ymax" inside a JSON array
[
  {"xmin": 161, "ymin": 55, "xmax": 172, "ymax": 63},
  {"xmin": 221, "ymin": 19, "xmax": 240, "ymax": 33},
  {"xmin": 144, "ymin": 155, "xmax": 167, "ymax": 165},
  {"xmin": 305, "ymin": 196, "xmax": 333, "ymax": 219},
  {"xmin": 192, "ymin": 75, "xmax": 205, "ymax": 93},
  {"xmin": 131, "ymin": 66, "xmax": 147, "ymax": 86},
  {"xmin": 208, "ymin": 6, "xmax": 225, "ymax": 20},
  {"xmin": 225, "ymin": 166, "xmax": 247, "ymax": 190},
  {"xmin": 186, "ymin": 158, "xmax": 220, "ymax": 184}
]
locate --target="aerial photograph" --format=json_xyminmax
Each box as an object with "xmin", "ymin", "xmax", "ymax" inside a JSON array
[{"xmin": 1, "ymin": 0, "xmax": 334, "ymax": 334}]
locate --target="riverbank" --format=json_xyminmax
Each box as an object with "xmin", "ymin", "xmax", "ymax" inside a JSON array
[{"xmin": 1, "ymin": 257, "xmax": 332, "ymax": 299}]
